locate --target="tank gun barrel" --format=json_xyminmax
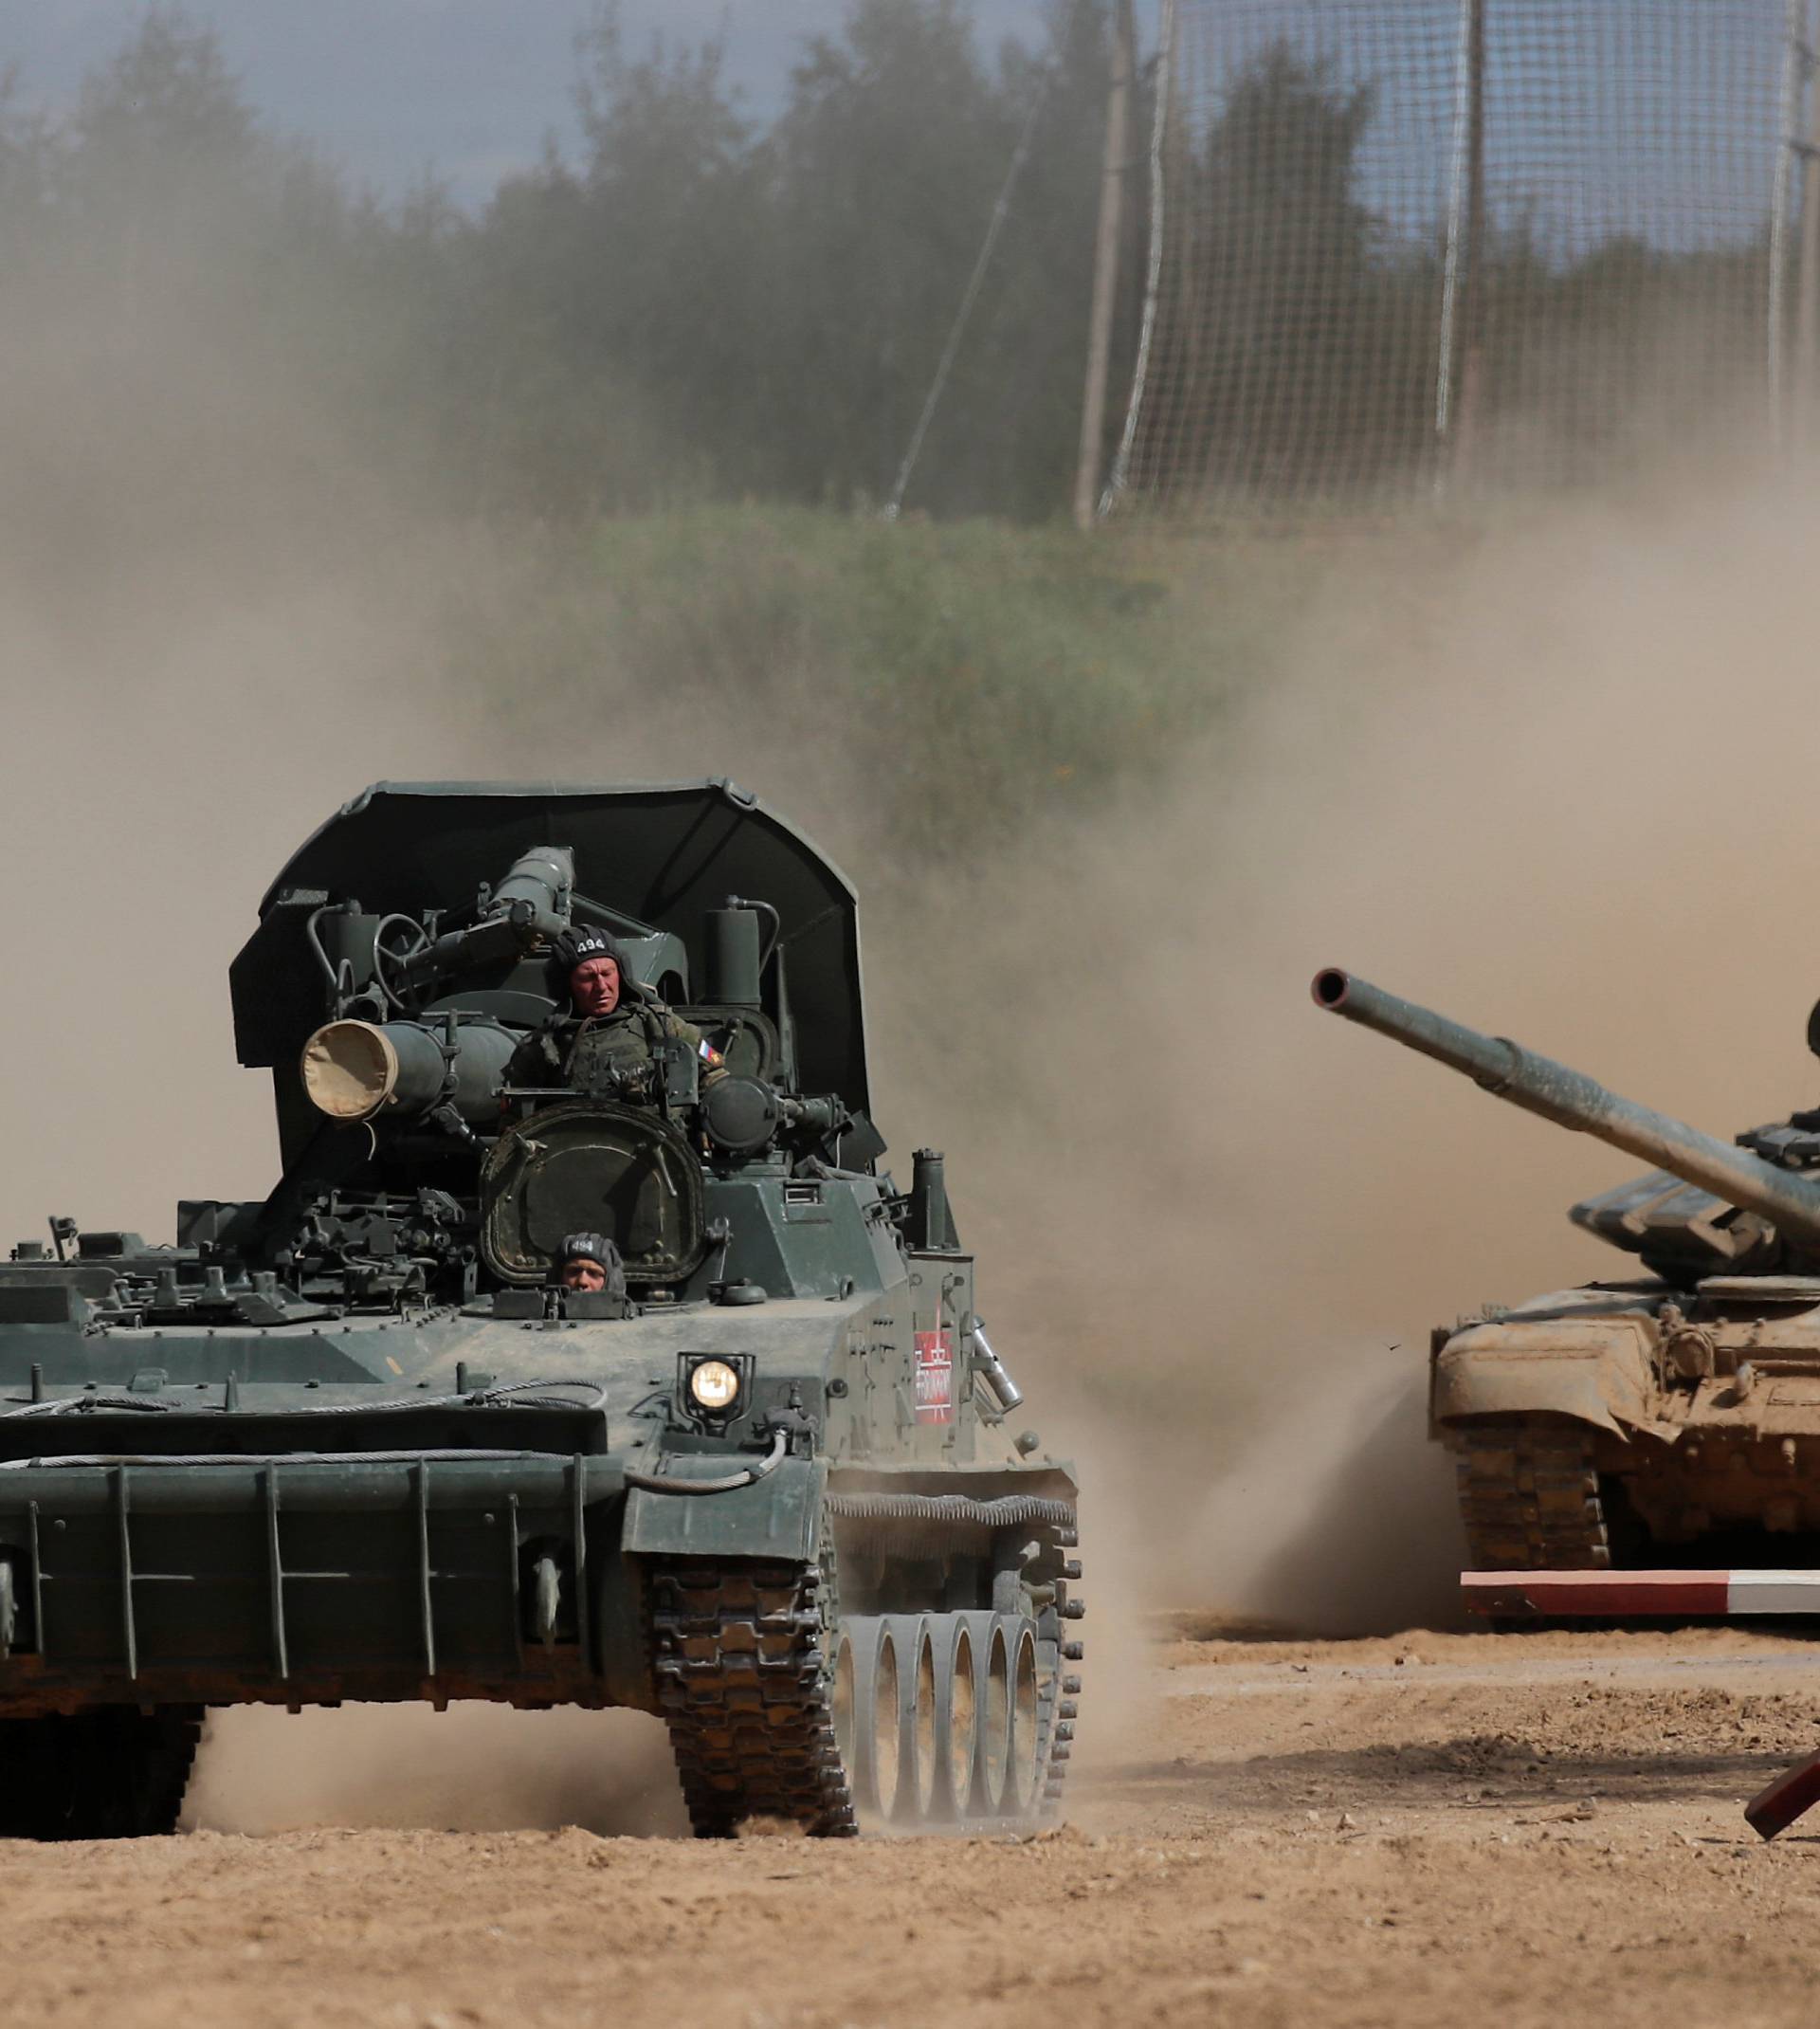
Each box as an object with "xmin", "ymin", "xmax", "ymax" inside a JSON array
[
  {"xmin": 485, "ymin": 844, "xmax": 574, "ymax": 922},
  {"xmin": 394, "ymin": 844, "xmax": 575, "ymax": 988},
  {"xmin": 1312, "ymin": 967, "xmax": 1820, "ymax": 1255}
]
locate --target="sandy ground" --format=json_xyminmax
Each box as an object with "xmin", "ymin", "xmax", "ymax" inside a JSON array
[{"xmin": 13, "ymin": 1626, "xmax": 1820, "ymax": 2027}]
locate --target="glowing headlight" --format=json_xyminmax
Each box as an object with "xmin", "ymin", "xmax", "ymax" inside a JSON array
[{"xmin": 687, "ymin": 1360, "xmax": 742, "ymax": 1413}]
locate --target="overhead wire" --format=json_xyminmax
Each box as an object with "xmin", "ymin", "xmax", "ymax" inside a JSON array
[{"xmin": 882, "ymin": 66, "xmax": 1053, "ymax": 521}]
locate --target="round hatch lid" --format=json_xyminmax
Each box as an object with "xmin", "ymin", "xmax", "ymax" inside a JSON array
[{"xmin": 481, "ymin": 1100, "xmax": 706, "ymax": 1287}]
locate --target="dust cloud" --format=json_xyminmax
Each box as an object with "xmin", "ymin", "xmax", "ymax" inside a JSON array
[
  {"xmin": 183, "ymin": 1706, "xmax": 686, "ymax": 1836},
  {"xmin": 901, "ymin": 481, "xmax": 1820, "ymax": 1646}
]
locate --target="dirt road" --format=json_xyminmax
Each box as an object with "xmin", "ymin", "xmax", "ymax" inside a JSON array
[{"xmin": 12, "ymin": 1625, "xmax": 1820, "ymax": 2028}]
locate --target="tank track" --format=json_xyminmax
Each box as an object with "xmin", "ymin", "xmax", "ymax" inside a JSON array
[
  {"xmin": 0, "ymin": 1705, "xmax": 203, "ymax": 1839},
  {"xmin": 1455, "ymin": 1424, "xmax": 1611, "ymax": 1569},
  {"xmin": 648, "ymin": 1557, "xmax": 857, "ymax": 1838},
  {"xmin": 649, "ymin": 1515, "xmax": 1082, "ymax": 1838},
  {"xmin": 1040, "ymin": 1515, "xmax": 1083, "ymax": 1820}
]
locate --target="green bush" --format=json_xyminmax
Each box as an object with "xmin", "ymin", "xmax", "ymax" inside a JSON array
[{"xmin": 442, "ymin": 506, "xmax": 1307, "ymax": 861}]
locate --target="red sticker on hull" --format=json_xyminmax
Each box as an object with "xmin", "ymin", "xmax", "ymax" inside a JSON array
[{"xmin": 915, "ymin": 1329, "xmax": 955, "ymax": 1424}]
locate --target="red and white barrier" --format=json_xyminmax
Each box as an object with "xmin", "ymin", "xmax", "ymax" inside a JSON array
[
  {"xmin": 1462, "ymin": 1568, "xmax": 1820, "ymax": 1618},
  {"xmin": 1458, "ymin": 1565, "xmax": 1820, "ymax": 1838}
]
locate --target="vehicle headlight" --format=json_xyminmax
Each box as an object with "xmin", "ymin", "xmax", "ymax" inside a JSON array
[{"xmin": 687, "ymin": 1359, "xmax": 742, "ymax": 1413}]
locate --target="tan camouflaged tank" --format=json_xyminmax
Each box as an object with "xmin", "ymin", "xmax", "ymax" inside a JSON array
[{"xmin": 1316, "ymin": 968, "xmax": 1820, "ymax": 1571}]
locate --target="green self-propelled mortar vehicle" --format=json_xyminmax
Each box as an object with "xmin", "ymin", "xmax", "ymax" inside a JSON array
[{"xmin": 0, "ymin": 782, "xmax": 1080, "ymax": 1837}]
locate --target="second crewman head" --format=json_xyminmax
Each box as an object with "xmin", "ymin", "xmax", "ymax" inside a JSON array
[{"xmin": 554, "ymin": 1231, "xmax": 611, "ymax": 1292}]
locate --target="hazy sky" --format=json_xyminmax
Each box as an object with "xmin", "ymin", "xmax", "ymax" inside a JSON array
[{"xmin": 3, "ymin": 2, "xmax": 1065, "ymax": 205}]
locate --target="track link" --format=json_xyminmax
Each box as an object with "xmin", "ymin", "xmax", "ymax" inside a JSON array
[
  {"xmin": 1040, "ymin": 1517, "xmax": 1082, "ymax": 1820},
  {"xmin": 649, "ymin": 1558, "xmax": 856, "ymax": 1838},
  {"xmin": 1455, "ymin": 1424, "xmax": 1611, "ymax": 1569}
]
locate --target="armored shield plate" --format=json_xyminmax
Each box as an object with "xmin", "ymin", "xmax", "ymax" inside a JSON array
[{"xmin": 481, "ymin": 1100, "xmax": 706, "ymax": 1286}]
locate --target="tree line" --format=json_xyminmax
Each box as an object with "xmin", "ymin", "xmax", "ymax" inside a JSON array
[
  {"xmin": 0, "ymin": 4, "xmax": 1134, "ymax": 538},
  {"xmin": 0, "ymin": 5, "xmax": 1757, "ymax": 547}
]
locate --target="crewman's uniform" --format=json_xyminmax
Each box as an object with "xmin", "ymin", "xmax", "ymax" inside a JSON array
[{"xmin": 511, "ymin": 1000, "xmax": 723, "ymax": 1104}]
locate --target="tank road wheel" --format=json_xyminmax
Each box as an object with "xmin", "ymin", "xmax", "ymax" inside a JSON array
[
  {"xmin": 829, "ymin": 1627, "xmax": 858, "ymax": 1785},
  {"xmin": 0, "ymin": 1706, "xmax": 203, "ymax": 1840},
  {"xmin": 838, "ymin": 1615, "xmax": 942, "ymax": 1827},
  {"xmin": 1001, "ymin": 1618, "xmax": 1042, "ymax": 1821},
  {"xmin": 979, "ymin": 1615, "xmax": 1013, "ymax": 1815},
  {"xmin": 956, "ymin": 1612, "xmax": 1051, "ymax": 1824},
  {"xmin": 842, "ymin": 1617, "xmax": 901, "ymax": 1821},
  {"xmin": 648, "ymin": 1558, "xmax": 856, "ymax": 1838},
  {"xmin": 928, "ymin": 1616, "xmax": 979, "ymax": 1824},
  {"xmin": 883, "ymin": 1614, "xmax": 938, "ymax": 1826},
  {"xmin": 1455, "ymin": 1423, "xmax": 1612, "ymax": 1570},
  {"xmin": 819, "ymin": 1514, "xmax": 1083, "ymax": 1835}
]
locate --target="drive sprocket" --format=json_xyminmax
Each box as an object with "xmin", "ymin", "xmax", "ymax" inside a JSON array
[{"xmin": 648, "ymin": 1557, "xmax": 856, "ymax": 1837}]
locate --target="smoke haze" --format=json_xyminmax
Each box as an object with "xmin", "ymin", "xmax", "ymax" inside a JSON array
[
  {"xmin": 882, "ymin": 484, "xmax": 1820, "ymax": 1640},
  {"xmin": 183, "ymin": 1706, "xmax": 687, "ymax": 1836}
]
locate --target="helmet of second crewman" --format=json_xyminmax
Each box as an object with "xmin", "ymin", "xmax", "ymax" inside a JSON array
[{"xmin": 555, "ymin": 1231, "xmax": 611, "ymax": 1291}]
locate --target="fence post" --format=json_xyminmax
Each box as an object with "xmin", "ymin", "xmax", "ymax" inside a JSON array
[
  {"xmin": 1434, "ymin": 0, "xmax": 1474, "ymax": 487},
  {"xmin": 1076, "ymin": 0, "xmax": 1138, "ymax": 530},
  {"xmin": 1796, "ymin": 0, "xmax": 1820, "ymax": 440},
  {"xmin": 1455, "ymin": 0, "xmax": 1488, "ymax": 488},
  {"xmin": 1767, "ymin": 0, "xmax": 1805, "ymax": 433}
]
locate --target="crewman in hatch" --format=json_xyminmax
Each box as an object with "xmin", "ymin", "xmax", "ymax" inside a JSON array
[
  {"xmin": 552, "ymin": 1231, "xmax": 618, "ymax": 1293},
  {"xmin": 511, "ymin": 926, "xmax": 723, "ymax": 1106}
]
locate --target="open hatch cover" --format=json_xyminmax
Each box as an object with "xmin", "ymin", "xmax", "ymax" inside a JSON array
[{"xmin": 481, "ymin": 1100, "xmax": 707, "ymax": 1287}]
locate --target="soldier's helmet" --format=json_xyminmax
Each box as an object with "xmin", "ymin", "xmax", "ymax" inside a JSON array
[
  {"xmin": 558, "ymin": 1232, "xmax": 610, "ymax": 1269},
  {"xmin": 550, "ymin": 926, "xmax": 635, "ymax": 1003}
]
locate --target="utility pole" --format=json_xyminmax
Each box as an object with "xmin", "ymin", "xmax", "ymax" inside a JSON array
[
  {"xmin": 1454, "ymin": 0, "xmax": 1487, "ymax": 485},
  {"xmin": 1798, "ymin": 2, "xmax": 1820, "ymax": 439},
  {"xmin": 1074, "ymin": 0, "xmax": 1138, "ymax": 531}
]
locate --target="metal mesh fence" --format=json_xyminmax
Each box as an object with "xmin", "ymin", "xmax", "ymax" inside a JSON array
[{"xmin": 1111, "ymin": 0, "xmax": 1806, "ymax": 514}]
